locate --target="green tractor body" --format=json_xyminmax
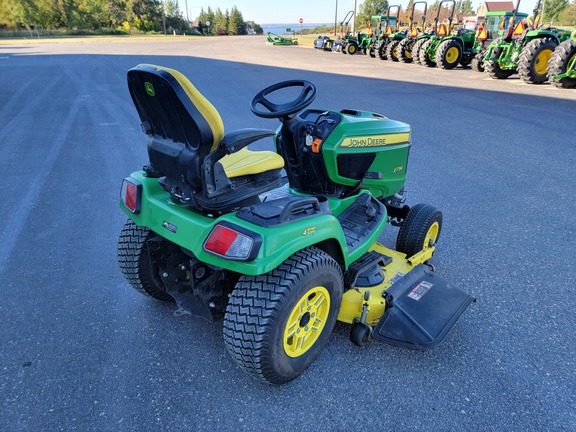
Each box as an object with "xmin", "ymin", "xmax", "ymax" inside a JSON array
[
  {"xmin": 118, "ymin": 65, "xmax": 474, "ymax": 385},
  {"xmin": 416, "ymin": 0, "xmax": 455, "ymax": 67},
  {"xmin": 418, "ymin": 0, "xmax": 479, "ymax": 69},
  {"xmin": 373, "ymin": 7, "xmax": 401, "ymax": 60},
  {"xmin": 266, "ymin": 32, "xmax": 298, "ymax": 46},
  {"xmin": 396, "ymin": 1, "xmax": 429, "ymax": 64},
  {"xmin": 471, "ymin": 10, "xmax": 529, "ymax": 72},
  {"xmin": 332, "ymin": 10, "xmax": 355, "ymax": 53},
  {"xmin": 548, "ymin": 28, "xmax": 576, "ymax": 88},
  {"xmin": 484, "ymin": 0, "xmax": 571, "ymax": 83}
]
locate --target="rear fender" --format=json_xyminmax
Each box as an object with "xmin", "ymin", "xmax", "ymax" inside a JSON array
[{"xmin": 120, "ymin": 171, "xmax": 350, "ymax": 276}]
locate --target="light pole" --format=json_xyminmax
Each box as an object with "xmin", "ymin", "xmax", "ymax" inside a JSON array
[
  {"xmin": 184, "ymin": 0, "xmax": 190, "ymax": 28},
  {"xmin": 352, "ymin": 0, "xmax": 357, "ymax": 34},
  {"xmin": 334, "ymin": 0, "xmax": 338, "ymax": 37}
]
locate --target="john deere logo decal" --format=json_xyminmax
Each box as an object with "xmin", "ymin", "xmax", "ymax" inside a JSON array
[{"xmin": 145, "ymin": 82, "xmax": 155, "ymax": 96}]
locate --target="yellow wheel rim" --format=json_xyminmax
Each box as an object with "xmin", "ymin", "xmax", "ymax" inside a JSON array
[
  {"xmin": 424, "ymin": 222, "xmax": 440, "ymax": 250},
  {"xmin": 566, "ymin": 53, "xmax": 576, "ymax": 72},
  {"xmin": 283, "ymin": 286, "xmax": 330, "ymax": 358},
  {"xmin": 350, "ymin": 46, "xmax": 356, "ymax": 54},
  {"xmin": 535, "ymin": 48, "xmax": 552, "ymax": 75},
  {"xmin": 393, "ymin": 45, "xmax": 398, "ymax": 57},
  {"xmin": 446, "ymin": 46, "xmax": 459, "ymax": 63}
]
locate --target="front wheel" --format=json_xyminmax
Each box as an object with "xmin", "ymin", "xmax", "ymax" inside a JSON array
[
  {"xmin": 386, "ymin": 39, "xmax": 401, "ymax": 61},
  {"xmin": 471, "ymin": 52, "xmax": 485, "ymax": 72},
  {"xmin": 396, "ymin": 204, "xmax": 443, "ymax": 258},
  {"xmin": 223, "ymin": 247, "xmax": 343, "ymax": 385},
  {"xmin": 398, "ymin": 37, "xmax": 414, "ymax": 63},
  {"xmin": 419, "ymin": 39, "xmax": 437, "ymax": 67},
  {"xmin": 411, "ymin": 38, "xmax": 427, "ymax": 65}
]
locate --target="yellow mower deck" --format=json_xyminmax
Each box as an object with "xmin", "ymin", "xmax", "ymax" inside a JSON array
[{"xmin": 338, "ymin": 242, "xmax": 434, "ymax": 325}]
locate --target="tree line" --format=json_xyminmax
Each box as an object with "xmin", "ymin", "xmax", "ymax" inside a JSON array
[
  {"xmin": 195, "ymin": 6, "xmax": 263, "ymax": 36},
  {"xmin": 0, "ymin": 0, "xmax": 263, "ymax": 35}
]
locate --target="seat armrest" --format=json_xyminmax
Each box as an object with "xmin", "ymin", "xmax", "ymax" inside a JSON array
[{"xmin": 220, "ymin": 128, "xmax": 276, "ymax": 155}]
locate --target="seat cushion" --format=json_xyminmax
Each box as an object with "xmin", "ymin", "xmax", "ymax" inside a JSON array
[{"xmin": 220, "ymin": 148, "xmax": 284, "ymax": 178}]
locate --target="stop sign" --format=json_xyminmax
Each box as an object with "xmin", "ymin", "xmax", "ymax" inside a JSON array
[{"xmin": 299, "ymin": 18, "xmax": 303, "ymax": 24}]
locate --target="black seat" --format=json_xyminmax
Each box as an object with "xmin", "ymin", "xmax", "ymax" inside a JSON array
[{"xmin": 127, "ymin": 64, "xmax": 284, "ymax": 212}]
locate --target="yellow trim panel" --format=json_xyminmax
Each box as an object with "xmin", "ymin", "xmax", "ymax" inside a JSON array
[
  {"xmin": 339, "ymin": 132, "xmax": 410, "ymax": 148},
  {"xmin": 220, "ymin": 148, "xmax": 284, "ymax": 178}
]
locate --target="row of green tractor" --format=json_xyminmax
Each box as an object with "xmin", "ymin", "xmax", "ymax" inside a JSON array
[{"xmin": 313, "ymin": 0, "xmax": 576, "ymax": 89}]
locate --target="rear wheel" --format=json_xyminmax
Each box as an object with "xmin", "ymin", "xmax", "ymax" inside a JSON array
[
  {"xmin": 386, "ymin": 39, "xmax": 401, "ymax": 61},
  {"xmin": 419, "ymin": 39, "xmax": 437, "ymax": 67},
  {"xmin": 484, "ymin": 38, "xmax": 514, "ymax": 79},
  {"xmin": 518, "ymin": 37, "xmax": 558, "ymax": 84},
  {"xmin": 117, "ymin": 220, "xmax": 172, "ymax": 301},
  {"xmin": 369, "ymin": 46, "xmax": 376, "ymax": 58},
  {"xmin": 436, "ymin": 39, "xmax": 462, "ymax": 69},
  {"xmin": 471, "ymin": 51, "xmax": 485, "ymax": 72},
  {"xmin": 547, "ymin": 39, "xmax": 576, "ymax": 88},
  {"xmin": 398, "ymin": 37, "xmax": 414, "ymax": 63},
  {"xmin": 223, "ymin": 247, "xmax": 343, "ymax": 385},
  {"xmin": 411, "ymin": 38, "xmax": 427, "ymax": 65},
  {"xmin": 347, "ymin": 41, "xmax": 359, "ymax": 55},
  {"xmin": 396, "ymin": 204, "xmax": 443, "ymax": 258}
]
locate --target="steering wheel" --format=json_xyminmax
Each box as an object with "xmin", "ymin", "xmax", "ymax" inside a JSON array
[{"xmin": 251, "ymin": 80, "xmax": 317, "ymax": 119}]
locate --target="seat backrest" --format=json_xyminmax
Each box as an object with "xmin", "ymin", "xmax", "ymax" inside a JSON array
[{"xmin": 127, "ymin": 64, "xmax": 224, "ymax": 156}]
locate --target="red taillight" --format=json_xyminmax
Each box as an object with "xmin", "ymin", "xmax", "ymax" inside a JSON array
[
  {"xmin": 204, "ymin": 224, "xmax": 258, "ymax": 261},
  {"xmin": 121, "ymin": 178, "xmax": 141, "ymax": 214},
  {"xmin": 205, "ymin": 225, "xmax": 239, "ymax": 255}
]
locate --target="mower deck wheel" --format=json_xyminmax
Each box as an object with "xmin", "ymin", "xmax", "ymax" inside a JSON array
[
  {"xmin": 396, "ymin": 204, "xmax": 443, "ymax": 258},
  {"xmin": 518, "ymin": 37, "xmax": 557, "ymax": 84},
  {"xmin": 223, "ymin": 247, "xmax": 343, "ymax": 385},
  {"xmin": 548, "ymin": 39, "xmax": 576, "ymax": 88},
  {"xmin": 117, "ymin": 219, "xmax": 173, "ymax": 301},
  {"xmin": 350, "ymin": 322, "xmax": 372, "ymax": 347},
  {"xmin": 436, "ymin": 39, "xmax": 462, "ymax": 69}
]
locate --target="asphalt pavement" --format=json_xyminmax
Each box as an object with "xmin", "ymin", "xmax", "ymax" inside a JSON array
[{"xmin": 1, "ymin": 36, "xmax": 575, "ymax": 431}]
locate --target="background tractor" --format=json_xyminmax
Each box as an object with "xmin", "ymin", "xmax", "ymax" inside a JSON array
[
  {"xmin": 396, "ymin": 1, "xmax": 429, "ymax": 63},
  {"xmin": 331, "ymin": 10, "xmax": 355, "ymax": 54},
  {"xmin": 548, "ymin": 28, "xmax": 576, "ymax": 88},
  {"xmin": 483, "ymin": 0, "xmax": 571, "ymax": 83},
  {"xmin": 418, "ymin": 0, "xmax": 456, "ymax": 67},
  {"xmin": 266, "ymin": 32, "xmax": 298, "ymax": 46},
  {"xmin": 471, "ymin": 8, "xmax": 529, "ymax": 72},
  {"xmin": 373, "ymin": 6, "xmax": 401, "ymax": 60}
]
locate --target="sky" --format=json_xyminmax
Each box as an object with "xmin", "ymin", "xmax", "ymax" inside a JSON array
[{"xmin": 177, "ymin": 0, "xmax": 541, "ymax": 24}]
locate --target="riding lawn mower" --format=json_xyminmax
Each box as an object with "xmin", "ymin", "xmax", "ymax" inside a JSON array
[{"xmin": 118, "ymin": 65, "xmax": 474, "ymax": 385}]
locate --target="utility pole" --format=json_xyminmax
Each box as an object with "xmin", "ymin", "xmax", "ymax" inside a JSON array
[
  {"xmin": 334, "ymin": 0, "xmax": 338, "ymax": 36},
  {"xmin": 351, "ymin": 0, "xmax": 357, "ymax": 34},
  {"xmin": 184, "ymin": 0, "xmax": 190, "ymax": 28},
  {"xmin": 162, "ymin": 0, "xmax": 167, "ymax": 35}
]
